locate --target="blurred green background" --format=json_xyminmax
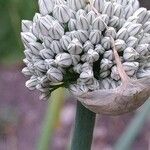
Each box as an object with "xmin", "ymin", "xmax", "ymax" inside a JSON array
[{"xmin": 0, "ymin": 0, "xmax": 37, "ymax": 65}]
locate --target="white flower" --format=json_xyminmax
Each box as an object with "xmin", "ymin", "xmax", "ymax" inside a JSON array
[
  {"xmin": 93, "ymin": 0, "xmax": 104, "ymax": 13},
  {"xmin": 92, "ymin": 17, "xmax": 106, "ymax": 31},
  {"xmin": 38, "ymin": 0, "xmax": 54, "ymax": 15},
  {"xmin": 21, "ymin": 0, "xmax": 150, "ymax": 99},
  {"xmin": 49, "ymin": 21, "xmax": 64, "ymax": 39},
  {"xmin": 26, "ymin": 76, "xmax": 38, "ymax": 90},
  {"xmin": 123, "ymin": 47, "xmax": 139, "ymax": 61},
  {"xmin": 89, "ymin": 30, "xmax": 101, "ymax": 44},
  {"xmin": 55, "ymin": 53, "xmax": 72, "ymax": 67},
  {"xmin": 68, "ymin": 0, "xmax": 86, "ymax": 11},
  {"xmin": 77, "ymin": 15, "xmax": 89, "ymax": 30},
  {"xmin": 68, "ymin": 38, "xmax": 83, "ymax": 54},
  {"xmin": 22, "ymin": 20, "xmax": 33, "ymax": 32},
  {"xmin": 53, "ymin": 4, "xmax": 71, "ymax": 23},
  {"xmin": 100, "ymin": 58, "xmax": 113, "ymax": 71},
  {"xmin": 103, "ymin": 2, "xmax": 114, "ymax": 17},
  {"xmin": 47, "ymin": 67, "xmax": 63, "ymax": 82}
]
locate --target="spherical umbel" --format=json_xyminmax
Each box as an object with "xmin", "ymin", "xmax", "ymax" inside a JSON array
[{"xmin": 21, "ymin": 0, "xmax": 150, "ymax": 103}]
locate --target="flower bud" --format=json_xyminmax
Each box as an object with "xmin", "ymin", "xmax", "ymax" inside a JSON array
[
  {"xmin": 22, "ymin": 20, "xmax": 32, "ymax": 32},
  {"xmin": 40, "ymin": 49, "xmax": 54, "ymax": 59},
  {"xmin": 36, "ymin": 84, "xmax": 50, "ymax": 92},
  {"xmin": 126, "ymin": 36, "xmax": 138, "ymax": 48},
  {"xmin": 116, "ymin": 0, "xmax": 128, "ymax": 6},
  {"xmin": 114, "ymin": 4, "xmax": 124, "ymax": 18},
  {"xmin": 76, "ymin": 9, "xmax": 86, "ymax": 18},
  {"xmin": 71, "ymin": 55, "xmax": 80, "ymax": 65},
  {"xmin": 32, "ymin": 23, "xmax": 40, "ymax": 38},
  {"xmin": 55, "ymin": 53, "xmax": 72, "ymax": 67},
  {"xmin": 26, "ymin": 76, "xmax": 38, "ymax": 90},
  {"xmin": 124, "ymin": 5, "xmax": 134, "ymax": 19},
  {"xmin": 33, "ymin": 13, "xmax": 42, "ymax": 23},
  {"xmin": 40, "ymin": 75, "xmax": 50, "ymax": 86},
  {"xmin": 84, "ymin": 4, "xmax": 91, "ymax": 12},
  {"xmin": 139, "ymin": 33, "xmax": 150, "ymax": 44},
  {"xmin": 77, "ymin": 15, "xmax": 89, "ymax": 30},
  {"xmin": 43, "ymin": 37, "xmax": 53, "ymax": 48},
  {"xmin": 105, "ymin": 27, "xmax": 117, "ymax": 39},
  {"xmin": 127, "ymin": 16, "xmax": 138, "ymax": 23},
  {"xmin": 93, "ymin": 0, "xmax": 104, "ymax": 12},
  {"xmin": 69, "ymin": 31, "xmax": 80, "ymax": 40},
  {"xmin": 129, "ymin": 0, "xmax": 140, "ymax": 11},
  {"xmin": 117, "ymin": 28, "xmax": 129, "ymax": 41},
  {"xmin": 73, "ymin": 63, "xmax": 82, "ymax": 73},
  {"xmin": 29, "ymin": 42, "xmax": 44, "ymax": 55},
  {"xmin": 102, "ymin": 2, "xmax": 114, "ymax": 17},
  {"xmin": 137, "ymin": 69, "xmax": 150, "ymax": 78},
  {"xmin": 103, "ymin": 50, "xmax": 114, "ymax": 61},
  {"xmin": 53, "ymin": 4, "xmax": 71, "ymax": 23},
  {"xmin": 68, "ymin": 19, "xmax": 77, "ymax": 31},
  {"xmin": 60, "ymin": 35, "xmax": 72, "ymax": 50},
  {"xmin": 123, "ymin": 47, "xmax": 139, "ymax": 61},
  {"xmin": 92, "ymin": 17, "xmax": 106, "ymax": 31},
  {"xmin": 68, "ymin": 38, "xmax": 83, "ymax": 54},
  {"xmin": 118, "ymin": 18, "xmax": 126, "ymax": 29},
  {"xmin": 21, "ymin": 32, "xmax": 37, "ymax": 48},
  {"xmin": 34, "ymin": 60, "xmax": 47, "ymax": 72},
  {"xmin": 49, "ymin": 21, "xmax": 64, "ymax": 40},
  {"xmin": 101, "ymin": 37, "xmax": 111, "ymax": 50},
  {"xmin": 87, "ymin": 79, "xmax": 100, "ymax": 90},
  {"xmin": 89, "ymin": 30, "xmax": 101, "ymax": 44},
  {"xmin": 81, "ymin": 54, "xmax": 87, "ymax": 62},
  {"xmin": 22, "ymin": 67, "xmax": 32, "ymax": 76},
  {"xmin": 81, "ymin": 62, "xmax": 93, "ymax": 71},
  {"xmin": 100, "ymin": 58, "xmax": 113, "ymax": 71},
  {"xmin": 47, "ymin": 67, "xmax": 63, "ymax": 82},
  {"xmin": 83, "ymin": 41, "xmax": 94, "ymax": 52},
  {"xmin": 23, "ymin": 58, "xmax": 30, "ymax": 65},
  {"xmin": 111, "ymin": 66, "xmax": 120, "ymax": 81},
  {"xmin": 80, "ymin": 69, "xmax": 94, "ymax": 80},
  {"xmin": 100, "ymin": 70, "xmax": 110, "ymax": 79},
  {"xmin": 69, "ymin": 84, "xmax": 88, "ymax": 96},
  {"xmin": 50, "ymin": 40, "xmax": 63, "ymax": 54},
  {"xmin": 127, "ymin": 23, "xmax": 142, "ymax": 36},
  {"xmin": 115, "ymin": 39, "xmax": 126, "ymax": 52},
  {"xmin": 38, "ymin": 16, "xmax": 52, "ymax": 36},
  {"xmin": 143, "ymin": 21, "xmax": 150, "ymax": 33},
  {"xmin": 87, "ymin": 11, "xmax": 97, "ymax": 25},
  {"xmin": 38, "ymin": 0, "xmax": 54, "ymax": 15},
  {"xmin": 143, "ymin": 10, "xmax": 150, "ymax": 23},
  {"xmin": 123, "ymin": 62, "xmax": 139, "ymax": 76},
  {"xmin": 87, "ymin": 49, "xmax": 99, "ymax": 63},
  {"xmin": 78, "ymin": 30, "xmax": 89, "ymax": 43},
  {"xmin": 24, "ymin": 50, "xmax": 33, "ymax": 60},
  {"xmin": 100, "ymin": 14, "xmax": 109, "ymax": 25},
  {"xmin": 94, "ymin": 44, "xmax": 105, "ymax": 55},
  {"xmin": 136, "ymin": 44, "xmax": 149, "ymax": 56},
  {"xmin": 109, "ymin": 16, "xmax": 120, "ymax": 28},
  {"xmin": 45, "ymin": 59, "xmax": 57, "ymax": 69},
  {"xmin": 68, "ymin": 0, "xmax": 86, "ymax": 11},
  {"xmin": 133, "ymin": 7, "xmax": 147, "ymax": 23}
]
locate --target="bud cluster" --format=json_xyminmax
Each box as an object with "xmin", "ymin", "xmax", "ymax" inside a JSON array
[{"xmin": 21, "ymin": 0, "xmax": 150, "ymax": 99}]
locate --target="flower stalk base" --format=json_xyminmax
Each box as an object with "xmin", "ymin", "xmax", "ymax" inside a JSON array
[{"xmin": 71, "ymin": 101, "xmax": 96, "ymax": 150}]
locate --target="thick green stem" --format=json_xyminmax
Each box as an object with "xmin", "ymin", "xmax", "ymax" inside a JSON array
[{"xmin": 71, "ymin": 101, "xmax": 96, "ymax": 150}]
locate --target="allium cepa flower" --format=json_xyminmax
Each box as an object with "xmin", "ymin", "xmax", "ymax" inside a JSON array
[{"xmin": 21, "ymin": 0, "xmax": 150, "ymax": 100}]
